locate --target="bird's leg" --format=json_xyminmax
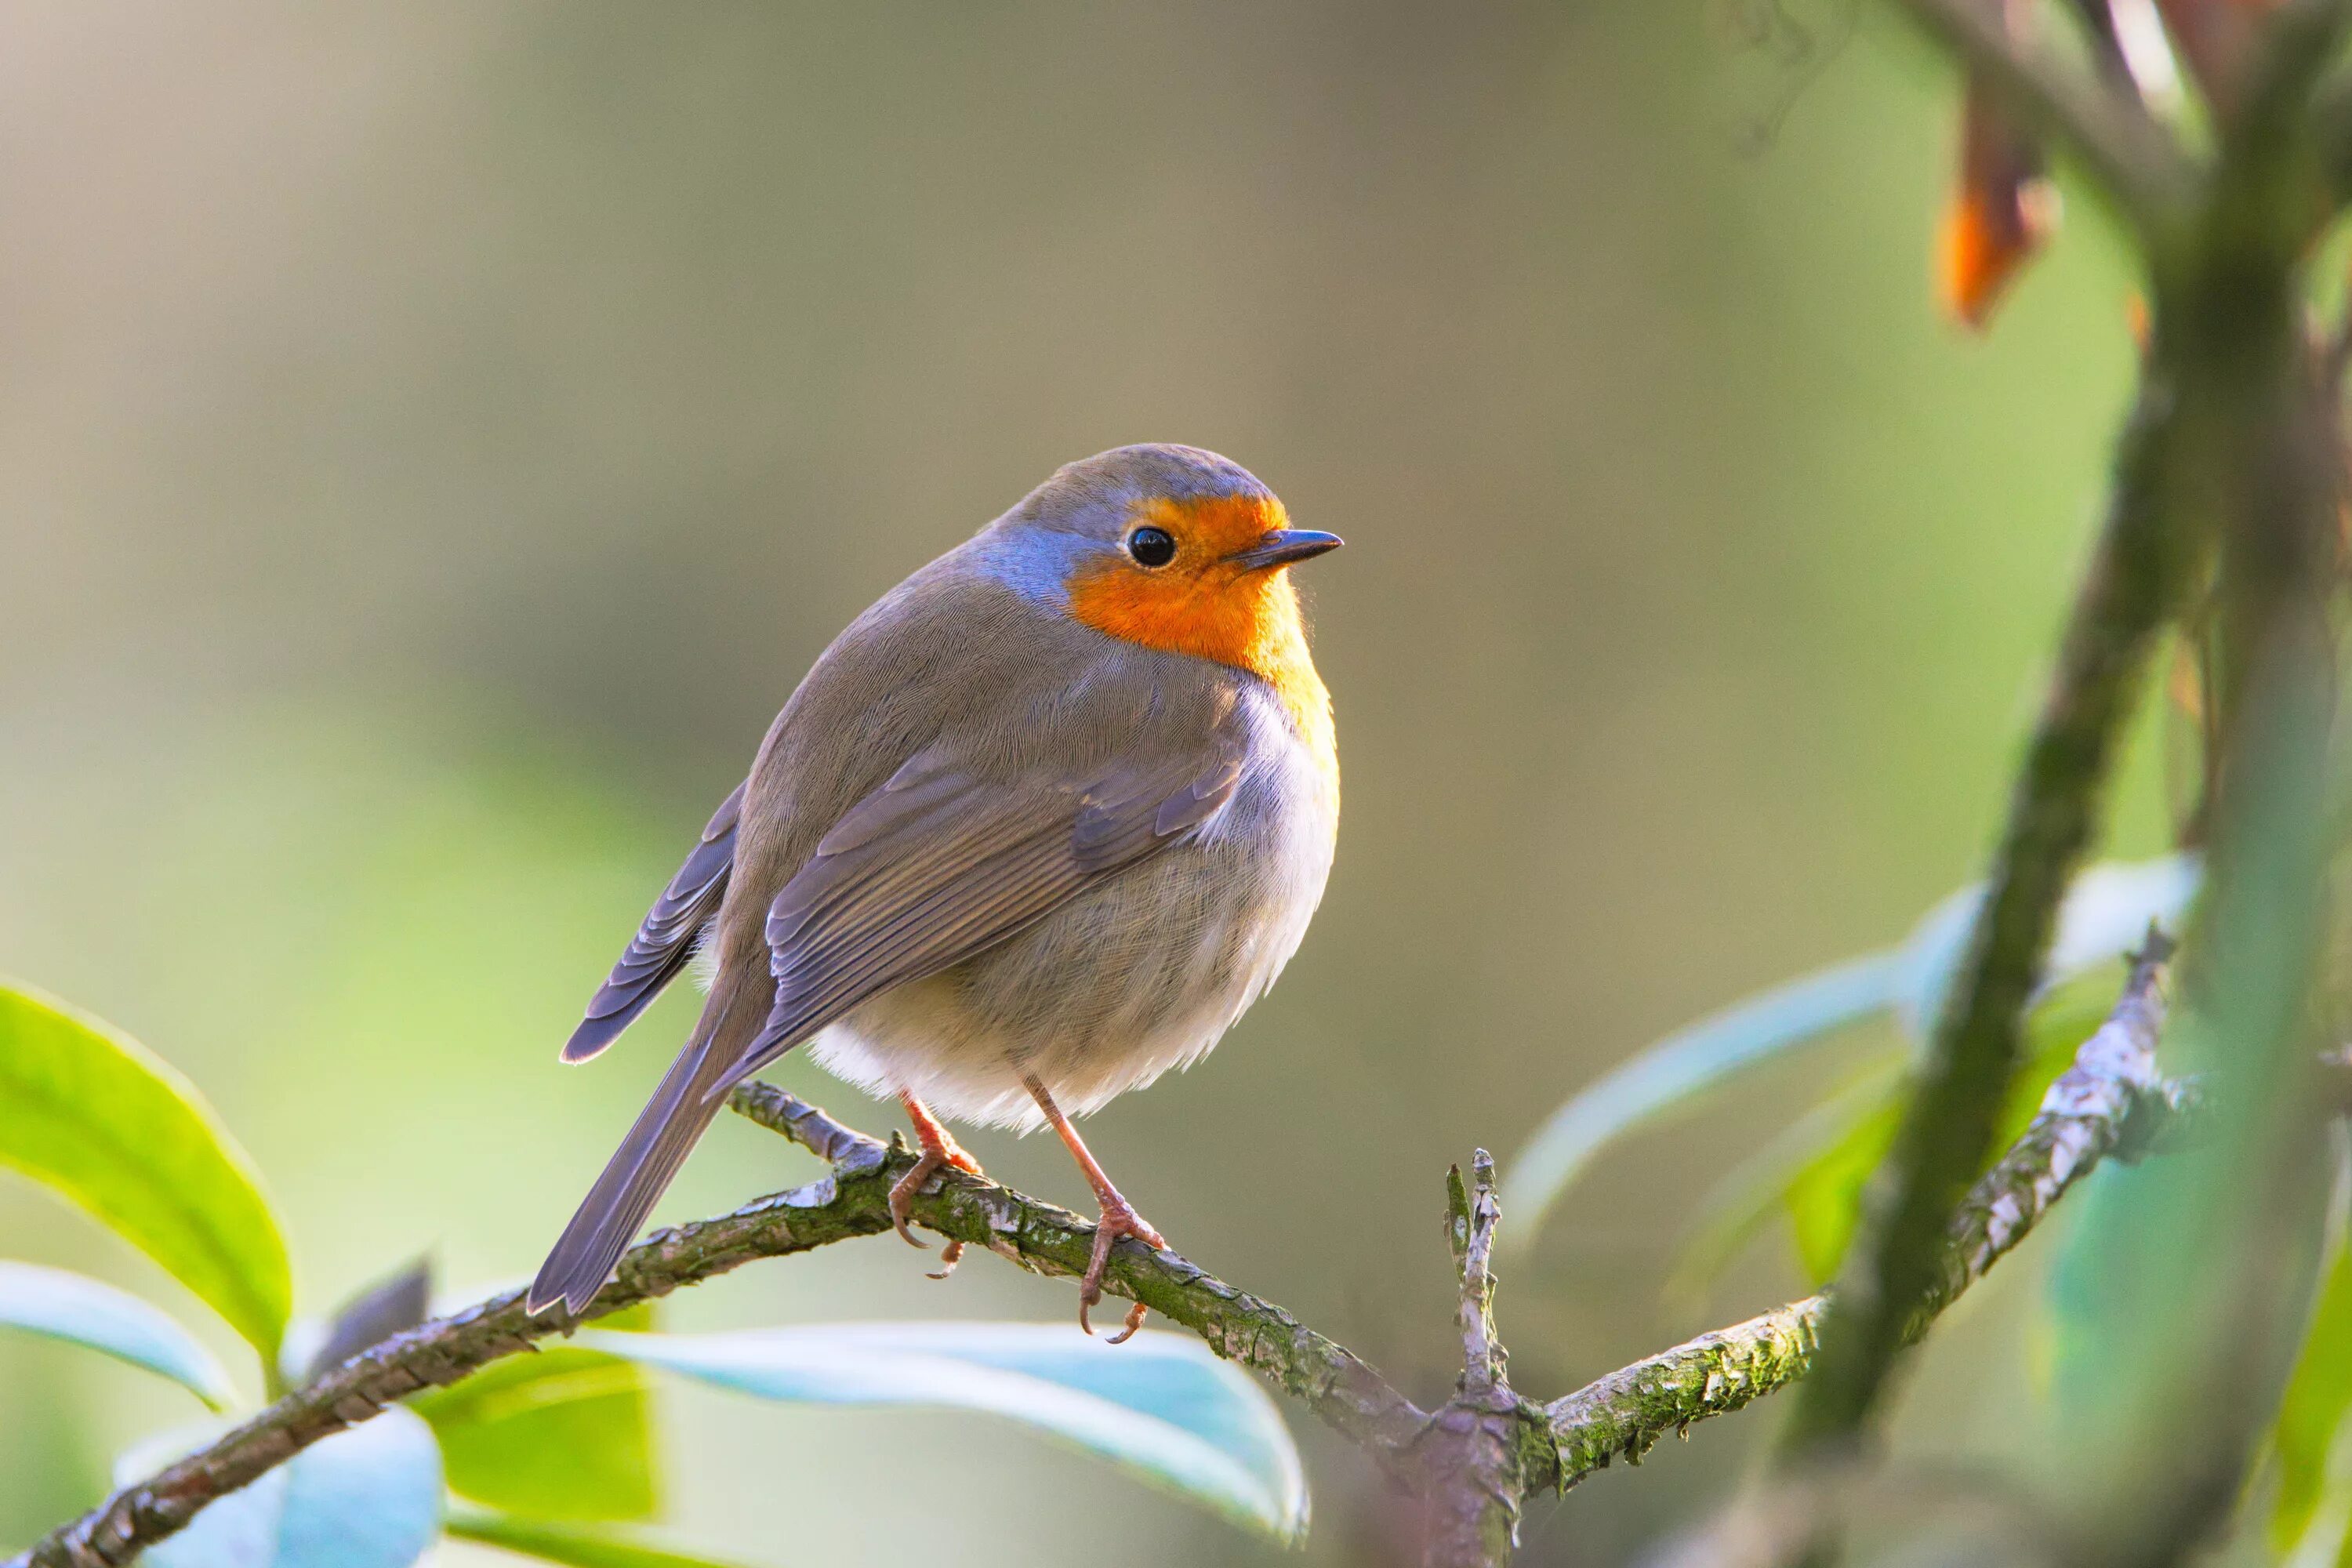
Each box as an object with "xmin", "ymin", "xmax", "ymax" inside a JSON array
[
  {"xmin": 1024, "ymin": 1075, "xmax": 1163, "ymax": 1343},
  {"xmin": 891, "ymin": 1091, "xmax": 985, "ymax": 1277}
]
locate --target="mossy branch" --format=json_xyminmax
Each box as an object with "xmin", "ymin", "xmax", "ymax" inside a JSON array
[
  {"xmin": 1544, "ymin": 935, "xmax": 2174, "ymax": 1486},
  {"xmin": 7, "ymin": 935, "xmax": 2209, "ymax": 1568}
]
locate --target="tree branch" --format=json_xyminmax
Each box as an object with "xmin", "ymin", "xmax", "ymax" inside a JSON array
[
  {"xmin": 1548, "ymin": 935, "xmax": 2175, "ymax": 1484},
  {"xmin": 1780, "ymin": 360, "xmax": 2203, "ymax": 1454},
  {"xmin": 1893, "ymin": 0, "xmax": 2195, "ymax": 243},
  {"xmin": 10, "ymin": 940, "xmax": 2198, "ymax": 1568},
  {"xmin": 11, "ymin": 1087, "xmax": 1424, "ymax": 1568}
]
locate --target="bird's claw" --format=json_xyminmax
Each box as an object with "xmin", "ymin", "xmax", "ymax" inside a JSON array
[
  {"xmin": 1079, "ymin": 1198, "xmax": 1164, "ymax": 1344},
  {"xmin": 887, "ymin": 1141, "xmax": 985, "ymax": 1259}
]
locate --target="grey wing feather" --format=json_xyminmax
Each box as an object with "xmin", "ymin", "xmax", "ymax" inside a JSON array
[
  {"xmin": 561, "ymin": 782, "xmax": 744, "ymax": 1064},
  {"xmin": 709, "ymin": 724, "xmax": 1248, "ymax": 1092}
]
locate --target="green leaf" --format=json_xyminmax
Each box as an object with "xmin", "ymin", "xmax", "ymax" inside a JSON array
[
  {"xmin": 114, "ymin": 1406, "xmax": 442, "ymax": 1568},
  {"xmin": 0, "ymin": 1260, "xmax": 237, "ymax": 1410},
  {"xmin": 412, "ymin": 1298, "xmax": 655, "ymax": 1522},
  {"xmin": 1502, "ymin": 953, "xmax": 1908, "ymax": 1250},
  {"xmin": 0, "ymin": 979, "xmax": 292, "ymax": 1359},
  {"xmin": 1776, "ymin": 978, "xmax": 2119, "ymax": 1287},
  {"xmin": 414, "ymin": 1346, "xmax": 657, "ymax": 1522},
  {"xmin": 580, "ymin": 1322, "xmax": 1308, "ymax": 1543},
  {"xmin": 1783, "ymin": 1094, "xmax": 1904, "ymax": 1287},
  {"xmin": 445, "ymin": 1510, "xmax": 758, "ymax": 1568},
  {"xmin": 1504, "ymin": 855, "xmax": 2196, "ymax": 1254},
  {"xmin": 2267, "ymin": 1238, "xmax": 2352, "ymax": 1553},
  {"xmin": 1667, "ymin": 1055, "xmax": 1908, "ymax": 1305}
]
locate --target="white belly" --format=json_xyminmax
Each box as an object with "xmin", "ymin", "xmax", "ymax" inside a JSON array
[{"xmin": 806, "ymin": 709, "xmax": 1337, "ymax": 1131}]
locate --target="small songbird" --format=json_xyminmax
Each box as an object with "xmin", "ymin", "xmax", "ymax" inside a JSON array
[{"xmin": 527, "ymin": 444, "xmax": 1341, "ymax": 1339}]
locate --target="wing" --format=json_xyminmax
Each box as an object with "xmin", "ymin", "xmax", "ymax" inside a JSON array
[
  {"xmin": 710, "ymin": 718, "xmax": 1248, "ymax": 1091},
  {"xmin": 561, "ymin": 782, "xmax": 745, "ymax": 1064}
]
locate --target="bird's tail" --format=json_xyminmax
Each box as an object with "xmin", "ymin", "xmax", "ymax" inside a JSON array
[{"xmin": 527, "ymin": 988, "xmax": 760, "ymax": 1316}]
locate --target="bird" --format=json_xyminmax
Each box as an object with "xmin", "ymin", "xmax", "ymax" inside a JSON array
[{"xmin": 526, "ymin": 443, "xmax": 1341, "ymax": 1341}]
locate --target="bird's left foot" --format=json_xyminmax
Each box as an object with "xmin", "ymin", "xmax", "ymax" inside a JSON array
[
  {"xmin": 892, "ymin": 1094, "xmax": 985, "ymax": 1278},
  {"xmin": 1080, "ymin": 1195, "xmax": 1164, "ymax": 1344}
]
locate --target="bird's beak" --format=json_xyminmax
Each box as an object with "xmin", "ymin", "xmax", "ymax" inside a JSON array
[{"xmin": 1225, "ymin": 528, "xmax": 1344, "ymax": 572}]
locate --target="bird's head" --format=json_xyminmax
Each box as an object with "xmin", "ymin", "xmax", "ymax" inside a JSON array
[{"xmin": 981, "ymin": 445, "xmax": 1341, "ymax": 684}]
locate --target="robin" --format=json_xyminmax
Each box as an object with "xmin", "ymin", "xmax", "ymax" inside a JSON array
[{"xmin": 527, "ymin": 444, "xmax": 1341, "ymax": 1340}]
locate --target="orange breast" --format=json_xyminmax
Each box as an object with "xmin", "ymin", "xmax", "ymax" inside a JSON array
[{"xmin": 1065, "ymin": 496, "xmax": 1337, "ymax": 780}]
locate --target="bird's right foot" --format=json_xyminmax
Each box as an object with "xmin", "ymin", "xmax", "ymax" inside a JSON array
[{"xmin": 892, "ymin": 1094, "xmax": 985, "ymax": 1276}]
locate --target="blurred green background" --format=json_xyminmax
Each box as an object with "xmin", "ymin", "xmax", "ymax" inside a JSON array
[{"xmin": 0, "ymin": 2, "xmax": 2174, "ymax": 1563}]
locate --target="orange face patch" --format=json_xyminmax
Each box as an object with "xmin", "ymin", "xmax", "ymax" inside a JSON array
[{"xmin": 1066, "ymin": 494, "xmax": 1335, "ymax": 770}]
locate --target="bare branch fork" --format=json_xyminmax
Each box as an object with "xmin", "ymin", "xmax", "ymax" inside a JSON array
[{"xmin": 13, "ymin": 941, "xmax": 2192, "ymax": 1568}]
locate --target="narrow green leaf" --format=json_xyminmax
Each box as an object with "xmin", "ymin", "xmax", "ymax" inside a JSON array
[
  {"xmin": 0, "ymin": 1260, "xmax": 237, "ymax": 1410},
  {"xmin": 1666, "ymin": 1054, "xmax": 1907, "ymax": 1305},
  {"xmin": 412, "ymin": 1297, "xmax": 656, "ymax": 1522},
  {"xmin": 1506, "ymin": 857, "xmax": 2196, "ymax": 1261},
  {"xmin": 445, "ymin": 1511, "xmax": 758, "ymax": 1568},
  {"xmin": 414, "ymin": 1348, "xmax": 657, "ymax": 1521},
  {"xmin": 581, "ymin": 1322, "xmax": 1308, "ymax": 1544},
  {"xmin": 0, "ymin": 980, "xmax": 292, "ymax": 1359},
  {"xmin": 1780, "ymin": 977, "xmax": 2122, "ymax": 1286},
  {"xmin": 1784, "ymin": 1095, "xmax": 1904, "ymax": 1287},
  {"xmin": 2267, "ymin": 1239, "xmax": 2352, "ymax": 1553},
  {"xmin": 1503, "ymin": 953, "xmax": 1907, "ymax": 1250},
  {"xmin": 114, "ymin": 1406, "xmax": 442, "ymax": 1568}
]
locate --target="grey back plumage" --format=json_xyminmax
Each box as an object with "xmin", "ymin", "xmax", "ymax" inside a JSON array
[{"xmin": 530, "ymin": 541, "xmax": 1277, "ymax": 1314}]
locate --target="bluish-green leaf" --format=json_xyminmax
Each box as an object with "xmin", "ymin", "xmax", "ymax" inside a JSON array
[
  {"xmin": 114, "ymin": 1406, "xmax": 442, "ymax": 1568},
  {"xmin": 1895, "ymin": 854, "xmax": 2199, "ymax": 1036},
  {"xmin": 0, "ymin": 1260, "xmax": 237, "ymax": 1410},
  {"xmin": 1504, "ymin": 856, "xmax": 2198, "ymax": 1252},
  {"xmin": 0, "ymin": 979, "xmax": 292, "ymax": 1359},
  {"xmin": 445, "ymin": 1510, "xmax": 757, "ymax": 1568},
  {"xmin": 579, "ymin": 1322, "xmax": 1307, "ymax": 1543},
  {"xmin": 1671, "ymin": 974, "xmax": 2123, "ymax": 1294},
  {"xmin": 1502, "ymin": 953, "xmax": 1907, "ymax": 1250}
]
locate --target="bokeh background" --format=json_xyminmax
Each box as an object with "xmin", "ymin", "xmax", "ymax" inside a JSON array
[{"xmin": 0, "ymin": 2, "xmax": 2178, "ymax": 1563}]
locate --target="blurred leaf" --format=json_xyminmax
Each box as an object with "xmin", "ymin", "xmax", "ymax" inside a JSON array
[
  {"xmin": 1784, "ymin": 1093, "xmax": 1905, "ymax": 1286},
  {"xmin": 413, "ymin": 1298, "xmax": 655, "ymax": 1522},
  {"xmin": 0, "ymin": 1260, "xmax": 237, "ymax": 1410},
  {"xmin": 414, "ymin": 1345, "xmax": 657, "ymax": 1523},
  {"xmin": 580, "ymin": 1322, "xmax": 1308, "ymax": 1543},
  {"xmin": 1668, "ymin": 1054, "xmax": 1909, "ymax": 1303},
  {"xmin": 114, "ymin": 1406, "xmax": 442, "ymax": 1568},
  {"xmin": 0, "ymin": 979, "xmax": 292, "ymax": 1359},
  {"xmin": 1939, "ymin": 69, "xmax": 2058, "ymax": 330},
  {"xmin": 1508, "ymin": 855, "xmax": 2195, "ymax": 1253},
  {"xmin": 445, "ymin": 1510, "xmax": 758, "ymax": 1568},
  {"xmin": 2267, "ymin": 1236, "xmax": 2352, "ymax": 1552},
  {"xmin": 1895, "ymin": 855, "xmax": 2198, "ymax": 1036},
  {"xmin": 1780, "ymin": 976, "xmax": 2120, "ymax": 1287},
  {"xmin": 302, "ymin": 1258, "xmax": 434, "ymax": 1386},
  {"xmin": 1504, "ymin": 953, "xmax": 1907, "ymax": 1250}
]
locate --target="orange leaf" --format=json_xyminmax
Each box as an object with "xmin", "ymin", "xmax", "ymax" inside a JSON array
[{"xmin": 1939, "ymin": 74, "xmax": 2060, "ymax": 330}]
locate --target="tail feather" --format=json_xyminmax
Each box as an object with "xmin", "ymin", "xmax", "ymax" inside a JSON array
[{"xmin": 528, "ymin": 1020, "xmax": 740, "ymax": 1316}]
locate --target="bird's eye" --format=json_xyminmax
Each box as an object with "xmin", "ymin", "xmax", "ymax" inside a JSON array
[{"xmin": 1125, "ymin": 526, "xmax": 1177, "ymax": 568}]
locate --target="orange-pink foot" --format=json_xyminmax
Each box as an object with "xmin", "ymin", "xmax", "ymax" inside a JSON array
[
  {"xmin": 1081, "ymin": 1196, "xmax": 1164, "ymax": 1344},
  {"xmin": 891, "ymin": 1095, "xmax": 985, "ymax": 1278}
]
